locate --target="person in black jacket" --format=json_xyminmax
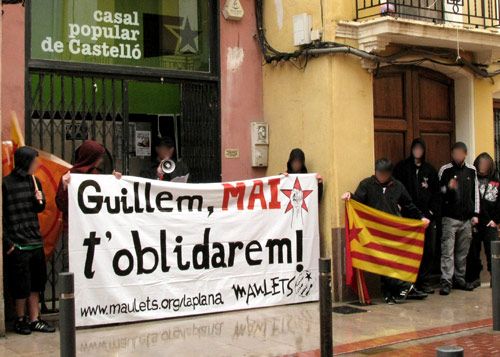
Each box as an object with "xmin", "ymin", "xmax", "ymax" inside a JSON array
[
  {"xmin": 393, "ymin": 138, "xmax": 440, "ymax": 294},
  {"xmin": 286, "ymin": 148, "xmax": 323, "ymax": 200},
  {"xmin": 141, "ymin": 137, "xmax": 189, "ymax": 182},
  {"xmin": 342, "ymin": 158, "xmax": 430, "ymax": 304},
  {"xmin": 465, "ymin": 152, "xmax": 500, "ymax": 288},
  {"xmin": 438, "ymin": 142, "xmax": 479, "ymax": 295},
  {"xmin": 3, "ymin": 147, "xmax": 55, "ymax": 335}
]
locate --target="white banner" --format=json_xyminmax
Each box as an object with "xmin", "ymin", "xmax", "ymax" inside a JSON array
[{"xmin": 68, "ymin": 174, "xmax": 320, "ymax": 327}]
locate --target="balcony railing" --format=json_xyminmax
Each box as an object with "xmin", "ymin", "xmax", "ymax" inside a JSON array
[{"xmin": 355, "ymin": 0, "xmax": 500, "ymax": 28}]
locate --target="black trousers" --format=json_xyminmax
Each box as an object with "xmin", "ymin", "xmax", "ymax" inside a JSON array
[
  {"xmin": 465, "ymin": 225, "xmax": 498, "ymax": 282},
  {"xmin": 381, "ymin": 276, "xmax": 410, "ymax": 298},
  {"xmin": 416, "ymin": 221, "xmax": 437, "ymax": 288}
]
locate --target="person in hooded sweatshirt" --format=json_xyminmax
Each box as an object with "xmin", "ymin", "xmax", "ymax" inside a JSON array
[
  {"xmin": 465, "ymin": 152, "xmax": 500, "ymax": 288},
  {"xmin": 393, "ymin": 138, "xmax": 440, "ymax": 294},
  {"xmin": 286, "ymin": 148, "xmax": 323, "ymax": 200},
  {"xmin": 55, "ymin": 140, "xmax": 121, "ymax": 271},
  {"xmin": 342, "ymin": 158, "xmax": 430, "ymax": 304},
  {"xmin": 3, "ymin": 147, "xmax": 55, "ymax": 335}
]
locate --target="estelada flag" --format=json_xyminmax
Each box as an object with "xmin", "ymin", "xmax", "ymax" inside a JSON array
[
  {"xmin": 345, "ymin": 199, "xmax": 425, "ymax": 286},
  {"xmin": 3, "ymin": 111, "xmax": 71, "ymax": 258}
]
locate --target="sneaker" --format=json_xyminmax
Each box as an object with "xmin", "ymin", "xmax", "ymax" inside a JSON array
[
  {"xmin": 453, "ymin": 282, "xmax": 474, "ymax": 291},
  {"xmin": 384, "ymin": 296, "xmax": 397, "ymax": 305},
  {"xmin": 439, "ymin": 285, "xmax": 451, "ymax": 295},
  {"xmin": 14, "ymin": 317, "xmax": 31, "ymax": 335},
  {"xmin": 30, "ymin": 319, "xmax": 56, "ymax": 333},
  {"xmin": 417, "ymin": 285, "xmax": 435, "ymax": 294},
  {"xmin": 406, "ymin": 285, "xmax": 428, "ymax": 300},
  {"xmin": 469, "ymin": 279, "xmax": 481, "ymax": 289}
]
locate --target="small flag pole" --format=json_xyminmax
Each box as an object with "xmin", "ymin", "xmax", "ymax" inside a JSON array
[
  {"xmin": 32, "ymin": 175, "xmax": 43, "ymax": 205},
  {"xmin": 356, "ymin": 269, "xmax": 366, "ymax": 305}
]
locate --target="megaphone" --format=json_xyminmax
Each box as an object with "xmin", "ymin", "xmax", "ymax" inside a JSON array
[{"xmin": 160, "ymin": 159, "xmax": 176, "ymax": 174}]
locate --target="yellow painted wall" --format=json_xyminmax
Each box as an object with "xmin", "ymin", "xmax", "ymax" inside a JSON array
[
  {"xmin": 474, "ymin": 78, "xmax": 496, "ymax": 157},
  {"xmin": 263, "ymin": 0, "xmax": 376, "ymax": 302},
  {"xmin": 263, "ymin": 0, "xmax": 325, "ymax": 53},
  {"xmin": 264, "ymin": 57, "xmax": 335, "ymax": 257},
  {"xmin": 330, "ymin": 56, "xmax": 374, "ymax": 228}
]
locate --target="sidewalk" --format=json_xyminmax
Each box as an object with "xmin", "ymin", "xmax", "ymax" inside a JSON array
[{"xmin": 0, "ymin": 286, "xmax": 494, "ymax": 356}]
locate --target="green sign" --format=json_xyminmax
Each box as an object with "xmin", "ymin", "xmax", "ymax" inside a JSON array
[{"xmin": 31, "ymin": 0, "xmax": 212, "ymax": 72}]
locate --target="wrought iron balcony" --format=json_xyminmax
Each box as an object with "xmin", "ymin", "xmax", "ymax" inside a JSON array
[{"xmin": 355, "ymin": 0, "xmax": 500, "ymax": 28}]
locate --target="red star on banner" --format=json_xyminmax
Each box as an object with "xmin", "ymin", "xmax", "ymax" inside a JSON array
[{"xmin": 281, "ymin": 177, "xmax": 313, "ymax": 213}]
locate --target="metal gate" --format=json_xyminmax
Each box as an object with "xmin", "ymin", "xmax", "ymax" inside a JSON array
[
  {"xmin": 181, "ymin": 82, "xmax": 221, "ymax": 183},
  {"xmin": 28, "ymin": 72, "xmax": 127, "ymax": 172},
  {"xmin": 28, "ymin": 72, "xmax": 128, "ymax": 310},
  {"xmin": 27, "ymin": 72, "xmax": 221, "ymax": 309}
]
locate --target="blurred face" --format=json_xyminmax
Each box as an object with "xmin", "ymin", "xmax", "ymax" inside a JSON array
[
  {"xmin": 291, "ymin": 159, "xmax": 303, "ymax": 172},
  {"xmin": 478, "ymin": 158, "xmax": 491, "ymax": 175},
  {"xmin": 157, "ymin": 146, "xmax": 175, "ymax": 160},
  {"xmin": 28, "ymin": 157, "xmax": 41, "ymax": 175},
  {"xmin": 412, "ymin": 145, "xmax": 424, "ymax": 160},
  {"xmin": 375, "ymin": 170, "xmax": 392, "ymax": 184},
  {"xmin": 452, "ymin": 148, "xmax": 467, "ymax": 164}
]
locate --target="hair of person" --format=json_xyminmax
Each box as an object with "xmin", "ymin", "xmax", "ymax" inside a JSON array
[
  {"xmin": 156, "ymin": 136, "xmax": 175, "ymax": 149},
  {"xmin": 473, "ymin": 152, "xmax": 497, "ymax": 179},
  {"xmin": 452, "ymin": 141, "xmax": 468, "ymax": 153},
  {"xmin": 287, "ymin": 148, "xmax": 308, "ymax": 174},
  {"xmin": 375, "ymin": 158, "xmax": 393, "ymax": 172}
]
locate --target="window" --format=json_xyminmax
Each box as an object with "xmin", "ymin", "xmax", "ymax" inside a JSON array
[{"xmin": 30, "ymin": 0, "xmax": 213, "ymax": 73}]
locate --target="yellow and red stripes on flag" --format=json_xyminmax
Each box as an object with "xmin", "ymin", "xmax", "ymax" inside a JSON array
[{"xmin": 346, "ymin": 199, "xmax": 425, "ymax": 283}]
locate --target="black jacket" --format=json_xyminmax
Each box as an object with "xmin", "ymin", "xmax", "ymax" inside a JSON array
[
  {"xmin": 476, "ymin": 173, "xmax": 500, "ymax": 225},
  {"xmin": 393, "ymin": 158, "xmax": 440, "ymax": 219},
  {"xmin": 353, "ymin": 176, "xmax": 423, "ymax": 219},
  {"xmin": 2, "ymin": 147, "xmax": 46, "ymax": 251},
  {"xmin": 438, "ymin": 161, "xmax": 479, "ymax": 220}
]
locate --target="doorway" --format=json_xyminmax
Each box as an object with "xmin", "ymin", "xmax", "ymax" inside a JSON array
[
  {"xmin": 27, "ymin": 73, "xmax": 221, "ymax": 183},
  {"xmin": 373, "ymin": 66, "xmax": 455, "ymax": 170}
]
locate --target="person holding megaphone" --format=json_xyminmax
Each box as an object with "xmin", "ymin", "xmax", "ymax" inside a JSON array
[{"xmin": 141, "ymin": 137, "xmax": 189, "ymax": 183}]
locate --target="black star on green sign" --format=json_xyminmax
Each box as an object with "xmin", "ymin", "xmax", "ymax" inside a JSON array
[{"xmin": 178, "ymin": 18, "xmax": 200, "ymax": 54}]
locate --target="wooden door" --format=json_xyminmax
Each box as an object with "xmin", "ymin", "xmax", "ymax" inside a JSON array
[{"xmin": 374, "ymin": 66, "xmax": 455, "ymax": 170}]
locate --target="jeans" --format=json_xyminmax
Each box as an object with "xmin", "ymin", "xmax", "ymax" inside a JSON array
[
  {"xmin": 440, "ymin": 217, "xmax": 472, "ymax": 287},
  {"xmin": 465, "ymin": 225, "xmax": 498, "ymax": 282}
]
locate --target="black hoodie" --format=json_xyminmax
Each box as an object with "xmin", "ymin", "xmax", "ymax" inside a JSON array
[
  {"xmin": 393, "ymin": 139, "xmax": 441, "ymax": 219},
  {"xmin": 473, "ymin": 154, "xmax": 500, "ymax": 225},
  {"xmin": 352, "ymin": 176, "xmax": 423, "ymax": 219},
  {"xmin": 286, "ymin": 148, "xmax": 323, "ymax": 200},
  {"xmin": 2, "ymin": 147, "xmax": 46, "ymax": 251}
]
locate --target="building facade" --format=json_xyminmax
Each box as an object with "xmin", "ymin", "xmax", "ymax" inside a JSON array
[
  {"xmin": 0, "ymin": 0, "xmax": 264, "ymax": 333},
  {"xmin": 2, "ymin": 1, "xmax": 500, "ymax": 332},
  {"xmin": 2, "ymin": 0, "xmax": 265, "ymax": 182},
  {"xmin": 260, "ymin": 0, "xmax": 500, "ymax": 300}
]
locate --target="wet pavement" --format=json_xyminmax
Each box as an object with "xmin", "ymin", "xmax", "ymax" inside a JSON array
[{"xmin": 0, "ymin": 286, "xmax": 495, "ymax": 356}]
